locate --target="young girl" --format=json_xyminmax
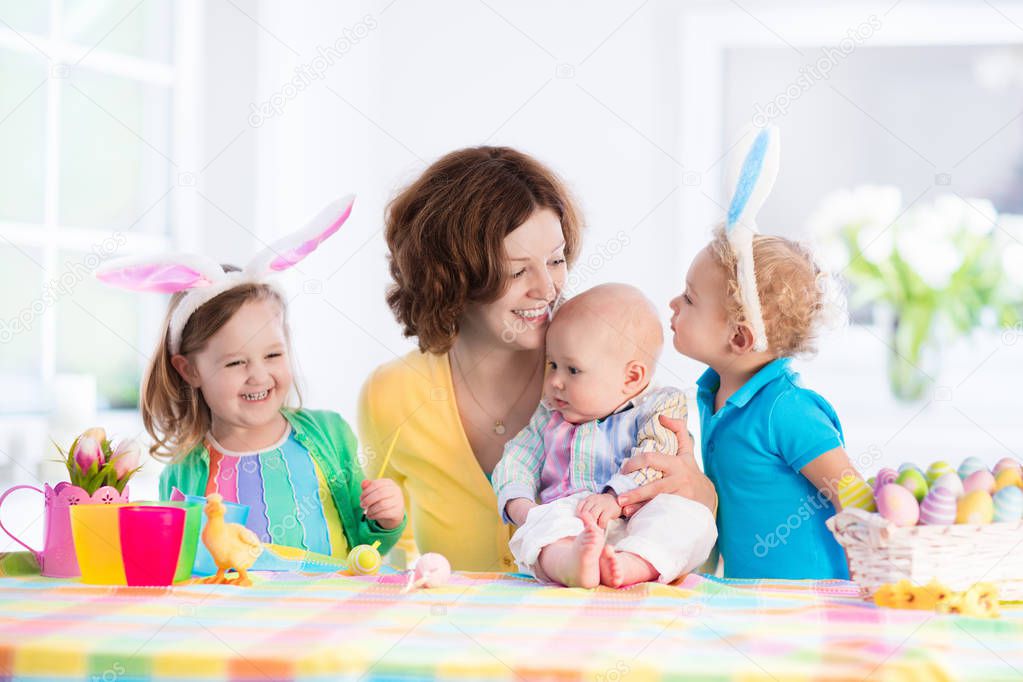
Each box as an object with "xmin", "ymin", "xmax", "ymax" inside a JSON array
[
  {"xmin": 665, "ymin": 127, "xmax": 857, "ymax": 579},
  {"xmin": 97, "ymin": 197, "xmax": 406, "ymax": 561}
]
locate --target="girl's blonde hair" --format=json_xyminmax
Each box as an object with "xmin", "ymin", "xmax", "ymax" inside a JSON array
[
  {"xmin": 709, "ymin": 226, "xmax": 844, "ymax": 357},
  {"xmin": 141, "ymin": 266, "xmax": 301, "ymax": 462}
]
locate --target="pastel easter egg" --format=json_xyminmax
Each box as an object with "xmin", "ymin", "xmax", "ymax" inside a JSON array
[
  {"xmin": 867, "ymin": 476, "xmax": 876, "ymax": 489},
  {"xmin": 956, "ymin": 490, "xmax": 994, "ymax": 525},
  {"xmin": 963, "ymin": 469, "xmax": 996, "ymax": 495},
  {"xmin": 993, "ymin": 457, "xmax": 1022, "ymax": 475},
  {"xmin": 838, "ymin": 474, "xmax": 876, "ymax": 512},
  {"xmin": 412, "ymin": 553, "xmax": 452, "ymax": 588},
  {"xmin": 898, "ymin": 462, "xmax": 925, "ymax": 476},
  {"xmin": 994, "ymin": 467, "xmax": 1022, "ymax": 492},
  {"xmin": 896, "ymin": 469, "xmax": 929, "ymax": 502},
  {"xmin": 876, "ymin": 484, "xmax": 920, "ymax": 527},
  {"xmin": 932, "ymin": 472, "xmax": 964, "ymax": 499},
  {"xmin": 347, "ymin": 543, "xmax": 382, "ymax": 576},
  {"xmin": 873, "ymin": 467, "xmax": 898, "ymax": 492},
  {"xmin": 958, "ymin": 457, "xmax": 987, "ymax": 480},
  {"xmin": 993, "ymin": 486, "xmax": 1023, "ymax": 523},
  {"xmin": 919, "ymin": 486, "xmax": 957, "ymax": 525},
  {"xmin": 926, "ymin": 461, "xmax": 955, "ymax": 486}
]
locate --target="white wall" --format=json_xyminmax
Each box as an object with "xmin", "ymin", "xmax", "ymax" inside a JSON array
[
  {"xmin": 248, "ymin": 0, "xmax": 700, "ymax": 422},
  {"xmin": 233, "ymin": 0, "xmax": 1023, "ymax": 473}
]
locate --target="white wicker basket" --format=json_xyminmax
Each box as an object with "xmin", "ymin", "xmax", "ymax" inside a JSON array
[{"xmin": 826, "ymin": 509, "xmax": 1023, "ymax": 601}]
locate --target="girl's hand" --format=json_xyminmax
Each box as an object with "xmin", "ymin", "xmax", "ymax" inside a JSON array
[
  {"xmin": 361, "ymin": 478, "xmax": 405, "ymax": 529},
  {"xmin": 577, "ymin": 493, "xmax": 621, "ymax": 529},
  {"xmin": 616, "ymin": 414, "xmax": 717, "ymax": 516}
]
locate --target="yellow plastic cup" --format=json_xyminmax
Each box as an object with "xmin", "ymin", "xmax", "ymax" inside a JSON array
[{"xmin": 69, "ymin": 504, "xmax": 128, "ymax": 585}]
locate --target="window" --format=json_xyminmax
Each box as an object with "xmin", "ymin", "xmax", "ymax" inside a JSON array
[{"xmin": 0, "ymin": 1, "xmax": 187, "ymax": 413}]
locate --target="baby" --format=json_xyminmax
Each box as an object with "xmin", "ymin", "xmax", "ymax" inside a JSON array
[{"xmin": 492, "ymin": 283, "xmax": 717, "ymax": 588}]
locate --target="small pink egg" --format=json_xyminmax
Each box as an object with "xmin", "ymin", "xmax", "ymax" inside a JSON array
[
  {"xmin": 963, "ymin": 469, "xmax": 996, "ymax": 495},
  {"xmin": 413, "ymin": 553, "xmax": 451, "ymax": 588},
  {"xmin": 875, "ymin": 483, "xmax": 920, "ymax": 527}
]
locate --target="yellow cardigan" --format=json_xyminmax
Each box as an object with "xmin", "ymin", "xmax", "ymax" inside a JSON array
[{"xmin": 357, "ymin": 350, "xmax": 518, "ymax": 572}]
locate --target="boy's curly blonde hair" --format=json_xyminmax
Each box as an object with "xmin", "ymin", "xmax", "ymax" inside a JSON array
[{"xmin": 708, "ymin": 226, "xmax": 840, "ymax": 357}]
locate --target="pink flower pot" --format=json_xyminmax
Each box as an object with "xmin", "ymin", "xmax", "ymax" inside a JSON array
[{"xmin": 0, "ymin": 482, "xmax": 129, "ymax": 578}]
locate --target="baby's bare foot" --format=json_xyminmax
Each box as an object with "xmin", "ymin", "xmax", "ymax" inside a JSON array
[
  {"xmin": 536, "ymin": 513, "xmax": 605, "ymax": 588},
  {"xmin": 570, "ymin": 512, "xmax": 604, "ymax": 588},
  {"xmin": 599, "ymin": 544, "xmax": 624, "ymax": 588},
  {"xmin": 601, "ymin": 549, "xmax": 658, "ymax": 588}
]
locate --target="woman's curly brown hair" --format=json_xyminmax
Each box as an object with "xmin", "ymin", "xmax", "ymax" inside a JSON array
[
  {"xmin": 709, "ymin": 226, "xmax": 833, "ymax": 357},
  {"xmin": 385, "ymin": 146, "xmax": 583, "ymax": 353}
]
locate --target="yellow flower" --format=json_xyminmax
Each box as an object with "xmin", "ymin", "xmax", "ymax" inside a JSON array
[
  {"xmin": 889, "ymin": 580, "xmax": 917, "ymax": 608},
  {"xmin": 936, "ymin": 593, "xmax": 964, "ymax": 615},
  {"xmin": 961, "ymin": 583, "xmax": 1000, "ymax": 618},
  {"xmin": 873, "ymin": 584, "xmax": 898, "ymax": 608},
  {"xmin": 874, "ymin": 579, "xmax": 1000, "ymax": 618},
  {"xmin": 907, "ymin": 583, "xmax": 940, "ymax": 611}
]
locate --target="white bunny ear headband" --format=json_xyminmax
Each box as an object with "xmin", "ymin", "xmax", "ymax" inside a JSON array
[
  {"xmin": 722, "ymin": 125, "xmax": 780, "ymax": 352},
  {"xmin": 95, "ymin": 195, "xmax": 355, "ymax": 354}
]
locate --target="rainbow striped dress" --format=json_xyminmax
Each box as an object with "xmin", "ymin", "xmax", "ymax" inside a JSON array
[{"xmin": 203, "ymin": 426, "xmax": 350, "ymax": 558}]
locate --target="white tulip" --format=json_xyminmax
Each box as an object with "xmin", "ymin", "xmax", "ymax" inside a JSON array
[
  {"xmin": 896, "ymin": 215, "xmax": 963, "ymax": 290},
  {"xmin": 807, "ymin": 185, "xmax": 902, "ymax": 267},
  {"xmin": 932, "ymin": 194, "xmax": 996, "ymax": 237}
]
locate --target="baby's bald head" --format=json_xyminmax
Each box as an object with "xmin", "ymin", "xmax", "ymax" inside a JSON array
[
  {"xmin": 544, "ymin": 283, "xmax": 664, "ymax": 422},
  {"xmin": 550, "ymin": 283, "xmax": 664, "ymax": 374}
]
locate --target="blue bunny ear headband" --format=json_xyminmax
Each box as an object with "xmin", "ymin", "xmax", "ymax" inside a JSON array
[{"xmin": 723, "ymin": 125, "xmax": 780, "ymax": 352}]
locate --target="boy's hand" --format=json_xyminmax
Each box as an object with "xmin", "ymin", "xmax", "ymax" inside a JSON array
[
  {"xmin": 577, "ymin": 493, "xmax": 621, "ymax": 529},
  {"xmin": 361, "ymin": 478, "xmax": 404, "ymax": 529},
  {"xmin": 505, "ymin": 498, "xmax": 537, "ymax": 527}
]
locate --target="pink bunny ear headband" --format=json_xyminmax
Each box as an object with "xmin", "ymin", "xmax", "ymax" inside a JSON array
[
  {"xmin": 95, "ymin": 195, "xmax": 354, "ymax": 354},
  {"xmin": 723, "ymin": 125, "xmax": 780, "ymax": 352}
]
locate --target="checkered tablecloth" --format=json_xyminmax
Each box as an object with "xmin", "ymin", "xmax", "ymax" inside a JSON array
[{"xmin": 1, "ymin": 552, "xmax": 1021, "ymax": 681}]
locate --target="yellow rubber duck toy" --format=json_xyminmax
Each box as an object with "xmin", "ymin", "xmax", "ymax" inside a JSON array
[{"xmin": 200, "ymin": 493, "xmax": 263, "ymax": 587}]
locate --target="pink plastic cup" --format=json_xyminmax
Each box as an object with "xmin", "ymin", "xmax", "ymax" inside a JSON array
[{"xmin": 118, "ymin": 506, "xmax": 185, "ymax": 586}]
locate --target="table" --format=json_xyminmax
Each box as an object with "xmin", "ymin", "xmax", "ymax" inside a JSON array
[{"xmin": 1, "ymin": 552, "xmax": 1021, "ymax": 681}]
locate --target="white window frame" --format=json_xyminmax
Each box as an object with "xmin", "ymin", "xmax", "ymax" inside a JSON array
[
  {"xmin": 0, "ymin": 0, "xmax": 201, "ymax": 409},
  {"xmin": 676, "ymin": 1, "xmax": 1023, "ymax": 272}
]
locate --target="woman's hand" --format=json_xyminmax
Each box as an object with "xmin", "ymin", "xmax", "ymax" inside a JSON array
[
  {"xmin": 361, "ymin": 478, "xmax": 405, "ymax": 529},
  {"xmin": 616, "ymin": 414, "xmax": 717, "ymax": 516}
]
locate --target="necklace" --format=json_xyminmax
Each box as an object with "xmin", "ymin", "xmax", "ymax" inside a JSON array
[{"xmin": 450, "ymin": 347, "xmax": 543, "ymax": 436}]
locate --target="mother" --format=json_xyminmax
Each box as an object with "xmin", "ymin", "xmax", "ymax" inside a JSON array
[{"xmin": 358, "ymin": 146, "xmax": 716, "ymax": 571}]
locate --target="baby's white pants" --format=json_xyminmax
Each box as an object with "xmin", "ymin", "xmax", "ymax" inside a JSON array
[{"xmin": 508, "ymin": 492, "xmax": 717, "ymax": 584}]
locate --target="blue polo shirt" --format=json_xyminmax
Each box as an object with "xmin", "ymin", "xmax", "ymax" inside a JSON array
[{"xmin": 697, "ymin": 358, "xmax": 849, "ymax": 580}]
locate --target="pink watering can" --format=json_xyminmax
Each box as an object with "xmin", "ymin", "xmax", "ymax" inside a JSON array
[{"xmin": 0, "ymin": 481, "xmax": 129, "ymax": 578}]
